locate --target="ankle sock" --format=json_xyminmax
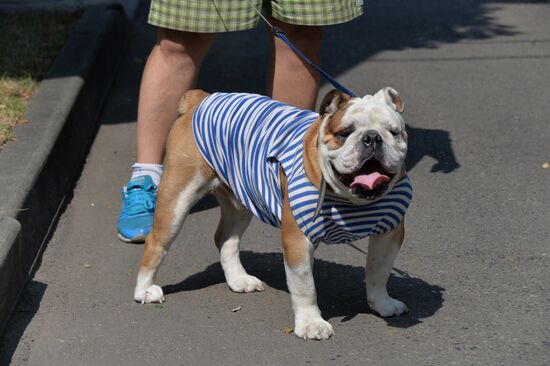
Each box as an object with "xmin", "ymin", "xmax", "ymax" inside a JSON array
[{"xmin": 131, "ymin": 163, "xmax": 163, "ymax": 187}]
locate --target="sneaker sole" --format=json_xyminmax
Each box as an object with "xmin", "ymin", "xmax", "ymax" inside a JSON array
[{"xmin": 118, "ymin": 233, "xmax": 146, "ymax": 244}]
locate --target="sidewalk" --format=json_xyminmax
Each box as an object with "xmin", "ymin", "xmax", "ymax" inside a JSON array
[{"xmin": 1, "ymin": 1, "xmax": 549, "ymax": 365}]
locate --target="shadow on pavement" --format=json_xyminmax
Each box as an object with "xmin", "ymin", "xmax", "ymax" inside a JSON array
[
  {"xmin": 406, "ymin": 125, "xmax": 461, "ymax": 173},
  {"xmin": 198, "ymin": 0, "xmax": 520, "ymax": 94},
  {"xmin": 319, "ymin": 0, "xmax": 520, "ymax": 78},
  {"xmin": 0, "ymin": 281, "xmax": 47, "ymax": 365},
  {"xmin": 190, "ymin": 194, "xmax": 219, "ymax": 214},
  {"xmin": 163, "ymin": 250, "xmax": 444, "ymax": 328}
]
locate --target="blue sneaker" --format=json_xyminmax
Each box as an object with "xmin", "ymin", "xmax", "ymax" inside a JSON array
[{"xmin": 117, "ymin": 175, "xmax": 157, "ymax": 243}]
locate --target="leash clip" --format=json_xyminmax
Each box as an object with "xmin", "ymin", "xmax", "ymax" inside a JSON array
[{"xmin": 271, "ymin": 26, "xmax": 284, "ymax": 37}]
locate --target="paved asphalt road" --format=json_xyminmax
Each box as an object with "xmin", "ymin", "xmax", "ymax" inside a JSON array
[{"xmin": 1, "ymin": 1, "xmax": 549, "ymax": 365}]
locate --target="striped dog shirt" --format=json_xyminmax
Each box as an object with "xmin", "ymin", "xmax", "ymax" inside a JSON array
[{"xmin": 192, "ymin": 93, "xmax": 412, "ymax": 246}]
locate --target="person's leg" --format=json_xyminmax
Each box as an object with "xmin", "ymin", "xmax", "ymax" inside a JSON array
[
  {"xmin": 136, "ymin": 28, "xmax": 216, "ymax": 164},
  {"xmin": 118, "ymin": 28, "xmax": 215, "ymax": 244},
  {"xmin": 265, "ymin": 0, "xmax": 363, "ymax": 110},
  {"xmin": 265, "ymin": 18, "xmax": 322, "ymax": 110}
]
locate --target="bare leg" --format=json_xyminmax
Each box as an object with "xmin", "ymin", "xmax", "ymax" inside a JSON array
[
  {"xmin": 136, "ymin": 28, "xmax": 216, "ymax": 164},
  {"xmin": 265, "ymin": 18, "xmax": 322, "ymax": 110},
  {"xmin": 214, "ymin": 188, "xmax": 264, "ymax": 293},
  {"xmin": 366, "ymin": 221, "xmax": 408, "ymax": 317}
]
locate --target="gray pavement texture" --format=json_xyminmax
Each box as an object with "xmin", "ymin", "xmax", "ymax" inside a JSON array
[{"xmin": 1, "ymin": 0, "xmax": 549, "ymax": 365}]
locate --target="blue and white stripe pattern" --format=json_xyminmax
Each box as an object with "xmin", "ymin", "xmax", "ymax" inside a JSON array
[{"xmin": 192, "ymin": 93, "xmax": 412, "ymax": 246}]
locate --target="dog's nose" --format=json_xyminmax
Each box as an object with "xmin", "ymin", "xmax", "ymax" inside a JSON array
[{"xmin": 363, "ymin": 131, "xmax": 382, "ymax": 147}]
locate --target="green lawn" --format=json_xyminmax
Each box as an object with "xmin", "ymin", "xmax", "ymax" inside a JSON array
[{"xmin": 0, "ymin": 10, "xmax": 80, "ymax": 150}]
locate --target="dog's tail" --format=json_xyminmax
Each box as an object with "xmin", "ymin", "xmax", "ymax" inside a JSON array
[{"xmin": 178, "ymin": 89, "xmax": 210, "ymax": 116}]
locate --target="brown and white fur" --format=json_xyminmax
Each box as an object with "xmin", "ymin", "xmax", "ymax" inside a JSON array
[{"xmin": 134, "ymin": 88, "xmax": 409, "ymax": 340}]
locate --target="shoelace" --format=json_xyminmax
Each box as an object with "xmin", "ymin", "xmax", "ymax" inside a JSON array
[{"xmin": 123, "ymin": 186, "xmax": 156, "ymax": 216}]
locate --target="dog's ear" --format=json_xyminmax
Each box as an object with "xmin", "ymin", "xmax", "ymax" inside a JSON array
[
  {"xmin": 375, "ymin": 87, "xmax": 404, "ymax": 113},
  {"xmin": 319, "ymin": 89, "xmax": 351, "ymax": 116}
]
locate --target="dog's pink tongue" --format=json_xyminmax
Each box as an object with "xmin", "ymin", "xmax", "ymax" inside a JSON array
[{"xmin": 350, "ymin": 172, "xmax": 390, "ymax": 190}]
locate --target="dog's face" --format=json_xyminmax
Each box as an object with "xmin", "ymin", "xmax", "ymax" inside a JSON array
[{"xmin": 317, "ymin": 87, "xmax": 407, "ymax": 203}]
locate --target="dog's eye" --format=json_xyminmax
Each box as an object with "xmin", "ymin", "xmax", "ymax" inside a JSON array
[
  {"xmin": 390, "ymin": 130, "xmax": 400, "ymax": 137},
  {"xmin": 336, "ymin": 128, "xmax": 354, "ymax": 140}
]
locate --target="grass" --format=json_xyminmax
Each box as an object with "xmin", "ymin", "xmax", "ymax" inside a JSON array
[{"xmin": 0, "ymin": 10, "xmax": 80, "ymax": 151}]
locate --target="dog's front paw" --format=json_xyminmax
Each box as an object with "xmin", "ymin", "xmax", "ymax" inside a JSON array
[
  {"xmin": 368, "ymin": 296, "xmax": 408, "ymax": 317},
  {"xmin": 134, "ymin": 285, "xmax": 165, "ymax": 304},
  {"xmin": 294, "ymin": 316, "xmax": 335, "ymax": 340},
  {"xmin": 227, "ymin": 274, "xmax": 265, "ymax": 293}
]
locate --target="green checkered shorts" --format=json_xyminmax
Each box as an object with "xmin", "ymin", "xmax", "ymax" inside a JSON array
[{"xmin": 148, "ymin": 0, "xmax": 363, "ymax": 32}]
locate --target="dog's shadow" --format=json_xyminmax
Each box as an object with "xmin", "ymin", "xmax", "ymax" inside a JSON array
[
  {"xmin": 406, "ymin": 125, "xmax": 460, "ymax": 173},
  {"xmin": 163, "ymin": 250, "xmax": 444, "ymax": 328}
]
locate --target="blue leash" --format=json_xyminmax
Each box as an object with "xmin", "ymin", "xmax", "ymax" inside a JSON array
[{"xmin": 249, "ymin": 2, "xmax": 358, "ymax": 97}]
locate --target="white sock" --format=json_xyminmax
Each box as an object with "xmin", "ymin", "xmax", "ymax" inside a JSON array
[{"xmin": 131, "ymin": 163, "xmax": 163, "ymax": 187}]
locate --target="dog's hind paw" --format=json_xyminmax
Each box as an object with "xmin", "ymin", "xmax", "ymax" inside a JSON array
[
  {"xmin": 227, "ymin": 274, "xmax": 265, "ymax": 293},
  {"xmin": 368, "ymin": 296, "xmax": 408, "ymax": 317},
  {"xmin": 134, "ymin": 285, "xmax": 165, "ymax": 304}
]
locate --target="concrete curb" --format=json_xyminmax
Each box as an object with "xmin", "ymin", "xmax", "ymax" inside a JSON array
[{"xmin": 0, "ymin": 4, "xmax": 130, "ymax": 334}]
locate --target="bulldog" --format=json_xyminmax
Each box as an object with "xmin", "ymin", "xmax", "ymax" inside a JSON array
[{"xmin": 133, "ymin": 88, "xmax": 412, "ymax": 340}]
